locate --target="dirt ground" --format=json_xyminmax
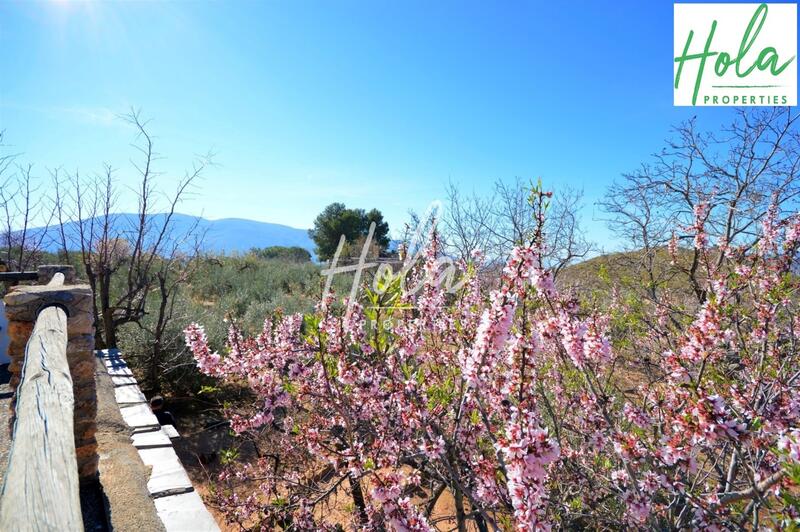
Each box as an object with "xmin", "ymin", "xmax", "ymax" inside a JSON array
[{"xmin": 168, "ymin": 396, "xmax": 477, "ymax": 531}]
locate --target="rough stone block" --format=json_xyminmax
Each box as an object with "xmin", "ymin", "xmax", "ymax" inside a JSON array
[
  {"xmin": 67, "ymin": 311, "xmax": 94, "ymax": 336},
  {"xmin": 74, "ymin": 402, "xmax": 98, "ymax": 422},
  {"xmin": 4, "ymin": 284, "xmax": 92, "ymax": 322},
  {"xmin": 67, "ymin": 334, "xmax": 95, "ymax": 358},
  {"xmin": 37, "ymin": 265, "xmax": 76, "ymax": 284},
  {"xmin": 73, "ymin": 382, "xmax": 97, "ymax": 400},
  {"xmin": 69, "ymin": 360, "xmax": 96, "ymax": 383},
  {"xmin": 78, "ymin": 461, "xmax": 99, "ymax": 480},
  {"xmin": 76, "ymin": 439, "xmax": 98, "ymax": 456},
  {"xmin": 77, "ymin": 449, "xmax": 99, "ymax": 480},
  {"xmin": 6, "ymin": 346, "xmax": 25, "ymax": 361},
  {"xmin": 74, "ymin": 398, "xmax": 97, "ymax": 414},
  {"xmin": 6, "ymin": 321, "xmax": 33, "ymax": 341},
  {"xmin": 75, "ymin": 419, "xmax": 97, "ymax": 440}
]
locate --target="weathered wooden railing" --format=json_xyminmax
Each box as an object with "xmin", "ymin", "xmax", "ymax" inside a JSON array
[
  {"xmin": 0, "ymin": 271, "xmax": 39, "ymax": 282},
  {"xmin": 0, "ymin": 273, "xmax": 81, "ymax": 529},
  {"xmin": 0, "ymin": 266, "xmax": 97, "ymax": 531}
]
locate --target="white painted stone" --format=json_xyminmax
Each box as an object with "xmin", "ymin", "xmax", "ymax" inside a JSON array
[
  {"xmin": 154, "ymin": 490, "xmax": 220, "ymax": 532},
  {"xmin": 106, "ymin": 364, "xmax": 134, "ymax": 377},
  {"xmin": 115, "ymin": 385, "xmax": 147, "ymax": 405},
  {"xmin": 132, "ymin": 429, "xmax": 172, "ymax": 449},
  {"xmin": 138, "ymin": 447, "xmax": 194, "ymax": 496},
  {"xmin": 96, "ymin": 348, "xmax": 121, "ymax": 359},
  {"xmin": 162, "ymin": 424, "xmax": 180, "ymax": 439},
  {"xmin": 112, "ymin": 376, "xmax": 138, "ymax": 387},
  {"xmin": 120, "ymin": 403, "xmax": 160, "ymax": 430},
  {"xmin": 103, "ymin": 356, "xmax": 127, "ymax": 368}
]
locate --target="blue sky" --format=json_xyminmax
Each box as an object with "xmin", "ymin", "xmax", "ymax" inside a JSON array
[{"xmin": 0, "ymin": 1, "xmax": 758, "ymax": 250}]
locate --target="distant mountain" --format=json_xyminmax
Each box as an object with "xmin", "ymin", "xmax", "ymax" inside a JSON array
[{"xmin": 28, "ymin": 213, "xmax": 315, "ymax": 256}]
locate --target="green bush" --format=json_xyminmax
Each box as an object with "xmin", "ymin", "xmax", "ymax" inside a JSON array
[{"xmin": 114, "ymin": 253, "xmax": 354, "ymax": 394}]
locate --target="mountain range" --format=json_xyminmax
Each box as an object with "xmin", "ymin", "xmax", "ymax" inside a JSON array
[{"xmin": 28, "ymin": 213, "xmax": 315, "ymax": 256}]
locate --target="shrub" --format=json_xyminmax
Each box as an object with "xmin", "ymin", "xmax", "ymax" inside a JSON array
[
  {"xmin": 249, "ymin": 246, "xmax": 312, "ymax": 263},
  {"xmin": 115, "ymin": 254, "xmax": 350, "ymax": 395}
]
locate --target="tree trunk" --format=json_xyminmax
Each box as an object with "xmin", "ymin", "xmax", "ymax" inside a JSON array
[
  {"xmin": 348, "ymin": 474, "xmax": 370, "ymax": 526},
  {"xmin": 99, "ymin": 271, "xmax": 117, "ymax": 348},
  {"xmin": 453, "ymin": 485, "xmax": 468, "ymax": 532},
  {"xmin": 148, "ymin": 275, "xmax": 170, "ymax": 394},
  {"xmin": 474, "ymin": 512, "xmax": 489, "ymax": 532}
]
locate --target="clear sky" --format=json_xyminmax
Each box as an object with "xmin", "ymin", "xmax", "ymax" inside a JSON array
[{"xmin": 0, "ymin": 1, "xmax": 759, "ymax": 250}]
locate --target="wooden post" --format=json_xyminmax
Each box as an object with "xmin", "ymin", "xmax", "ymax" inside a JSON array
[
  {"xmin": 0, "ymin": 272, "xmax": 83, "ymax": 530},
  {"xmin": 3, "ymin": 269, "xmax": 97, "ymax": 479}
]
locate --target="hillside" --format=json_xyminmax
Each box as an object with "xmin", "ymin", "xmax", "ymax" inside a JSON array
[
  {"xmin": 558, "ymin": 246, "xmax": 705, "ymax": 300},
  {"xmin": 24, "ymin": 213, "xmax": 315, "ymax": 256}
]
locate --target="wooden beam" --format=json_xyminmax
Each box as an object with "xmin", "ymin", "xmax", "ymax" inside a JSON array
[
  {"xmin": 0, "ymin": 271, "xmax": 83, "ymax": 531},
  {"xmin": 47, "ymin": 272, "xmax": 66, "ymax": 287},
  {"xmin": 0, "ymin": 271, "xmax": 38, "ymax": 282}
]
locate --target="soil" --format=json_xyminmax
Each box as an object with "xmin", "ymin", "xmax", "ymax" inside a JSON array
[{"xmin": 166, "ymin": 396, "xmax": 493, "ymax": 531}]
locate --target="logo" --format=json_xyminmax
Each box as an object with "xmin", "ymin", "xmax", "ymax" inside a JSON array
[{"xmin": 674, "ymin": 3, "xmax": 797, "ymax": 106}]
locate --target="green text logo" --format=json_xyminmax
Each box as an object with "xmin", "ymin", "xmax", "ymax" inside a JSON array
[{"xmin": 674, "ymin": 3, "xmax": 797, "ymax": 106}]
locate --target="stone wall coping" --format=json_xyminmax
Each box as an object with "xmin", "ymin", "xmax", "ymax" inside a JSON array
[
  {"xmin": 4, "ymin": 284, "xmax": 92, "ymax": 322},
  {"xmin": 36, "ymin": 265, "xmax": 76, "ymax": 284}
]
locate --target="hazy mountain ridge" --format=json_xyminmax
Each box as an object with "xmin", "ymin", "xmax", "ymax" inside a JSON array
[{"xmin": 26, "ymin": 213, "xmax": 315, "ymax": 256}]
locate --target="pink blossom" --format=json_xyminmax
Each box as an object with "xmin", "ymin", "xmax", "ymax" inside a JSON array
[
  {"xmin": 693, "ymin": 202, "xmax": 709, "ymax": 250},
  {"xmin": 778, "ymin": 429, "xmax": 800, "ymax": 462}
]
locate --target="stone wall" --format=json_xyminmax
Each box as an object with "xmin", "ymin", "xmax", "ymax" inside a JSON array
[
  {"xmin": 2, "ymin": 265, "xmax": 98, "ymax": 480},
  {"xmin": 0, "ymin": 301, "xmax": 9, "ymax": 365}
]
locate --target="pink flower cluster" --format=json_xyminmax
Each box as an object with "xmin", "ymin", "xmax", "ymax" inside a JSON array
[{"xmin": 496, "ymin": 406, "xmax": 559, "ymax": 531}]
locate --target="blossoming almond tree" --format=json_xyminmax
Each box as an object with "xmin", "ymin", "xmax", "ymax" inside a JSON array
[{"xmin": 186, "ymin": 187, "xmax": 799, "ymax": 530}]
